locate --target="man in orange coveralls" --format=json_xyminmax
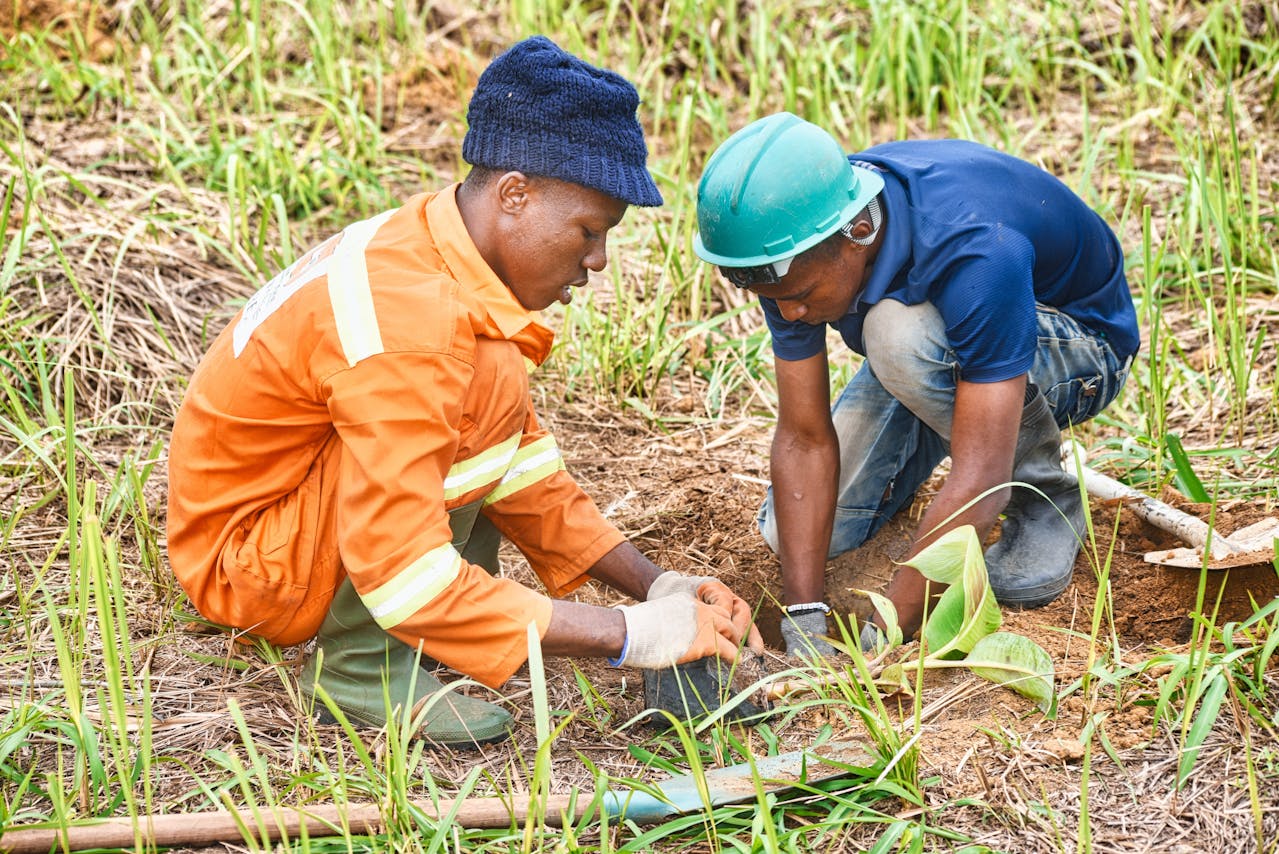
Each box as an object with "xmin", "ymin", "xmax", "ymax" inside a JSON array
[{"xmin": 167, "ymin": 36, "xmax": 763, "ymax": 747}]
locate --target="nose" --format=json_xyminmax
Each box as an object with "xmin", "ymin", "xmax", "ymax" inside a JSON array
[
  {"xmin": 583, "ymin": 236, "xmax": 608, "ymax": 272},
  {"xmin": 778, "ymin": 301, "xmax": 808, "ymax": 323}
]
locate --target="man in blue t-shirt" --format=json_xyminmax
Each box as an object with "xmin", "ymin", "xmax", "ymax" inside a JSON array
[{"xmin": 694, "ymin": 113, "xmax": 1138, "ymax": 656}]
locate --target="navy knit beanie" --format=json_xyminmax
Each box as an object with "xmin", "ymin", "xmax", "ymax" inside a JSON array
[{"xmin": 463, "ymin": 35, "xmax": 663, "ymax": 207}]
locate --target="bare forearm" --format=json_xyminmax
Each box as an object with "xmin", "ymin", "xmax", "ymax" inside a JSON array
[
  {"xmin": 910, "ymin": 475, "xmax": 1008, "ymax": 555},
  {"xmin": 540, "ymin": 600, "xmax": 626, "ymax": 658},
  {"xmin": 882, "ymin": 479, "xmax": 1009, "ymax": 638},
  {"xmin": 586, "ymin": 540, "xmax": 663, "ymax": 601},
  {"xmin": 772, "ymin": 426, "xmax": 839, "ymax": 604},
  {"xmin": 881, "ymin": 376, "xmax": 1024, "ymax": 637}
]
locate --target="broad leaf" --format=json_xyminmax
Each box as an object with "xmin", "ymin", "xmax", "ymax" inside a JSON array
[
  {"xmin": 907, "ymin": 525, "xmax": 1002, "ymax": 658},
  {"xmin": 856, "ymin": 587, "xmax": 904, "ymax": 649},
  {"xmin": 966, "ymin": 632, "xmax": 1057, "ymax": 716}
]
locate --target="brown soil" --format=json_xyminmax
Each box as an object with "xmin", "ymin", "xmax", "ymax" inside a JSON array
[
  {"xmin": 555, "ymin": 407, "xmax": 1279, "ymax": 658},
  {"xmin": 3, "ymin": 0, "xmax": 115, "ymax": 60}
]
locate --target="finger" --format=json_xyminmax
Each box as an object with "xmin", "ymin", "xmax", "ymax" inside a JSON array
[
  {"xmin": 727, "ymin": 597, "xmax": 753, "ymax": 639},
  {"xmin": 713, "ymin": 631, "xmax": 740, "ymax": 663},
  {"xmin": 697, "ymin": 580, "xmax": 735, "ymax": 608},
  {"xmin": 746, "ymin": 623, "xmax": 765, "ymax": 651},
  {"xmin": 679, "ymin": 610, "xmax": 733, "ymax": 664}
]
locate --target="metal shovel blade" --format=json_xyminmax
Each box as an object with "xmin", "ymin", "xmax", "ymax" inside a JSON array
[
  {"xmin": 1144, "ymin": 517, "xmax": 1279, "ymax": 569},
  {"xmin": 600, "ymin": 740, "xmax": 871, "ymax": 824}
]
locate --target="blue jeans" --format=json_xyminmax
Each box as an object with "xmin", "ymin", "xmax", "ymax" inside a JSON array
[{"xmin": 758, "ymin": 300, "xmax": 1131, "ymax": 558}]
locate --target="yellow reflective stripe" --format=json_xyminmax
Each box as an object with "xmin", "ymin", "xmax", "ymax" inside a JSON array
[
  {"xmin": 484, "ymin": 436, "xmax": 565, "ymax": 505},
  {"xmin": 442, "ymin": 431, "xmax": 523, "ymax": 500},
  {"xmin": 364, "ymin": 543, "xmax": 463, "ymax": 629},
  {"xmin": 329, "ymin": 209, "xmax": 395, "ymax": 367}
]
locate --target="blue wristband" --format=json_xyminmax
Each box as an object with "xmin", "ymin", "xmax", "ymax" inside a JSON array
[{"xmin": 606, "ymin": 632, "xmax": 630, "ymax": 667}]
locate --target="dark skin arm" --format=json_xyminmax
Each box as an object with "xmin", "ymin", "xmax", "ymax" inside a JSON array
[
  {"xmin": 539, "ymin": 541, "xmax": 661, "ymax": 658},
  {"xmin": 540, "ymin": 537, "xmax": 765, "ymax": 659},
  {"xmin": 770, "ymin": 351, "xmax": 840, "ymax": 605},
  {"xmin": 880, "ymin": 374, "xmax": 1026, "ymax": 638}
]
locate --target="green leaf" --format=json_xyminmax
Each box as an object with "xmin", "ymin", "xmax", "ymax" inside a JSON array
[
  {"xmin": 1178, "ymin": 672, "xmax": 1228, "ymax": 785},
  {"xmin": 856, "ymin": 587, "xmax": 904, "ymax": 648},
  {"xmin": 1165, "ymin": 433, "xmax": 1210, "ymax": 503},
  {"xmin": 966, "ymin": 632, "xmax": 1057, "ymax": 716},
  {"xmin": 908, "ymin": 525, "xmax": 1002, "ymax": 658}
]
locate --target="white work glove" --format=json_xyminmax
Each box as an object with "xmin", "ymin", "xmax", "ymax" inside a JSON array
[
  {"xmin": 646, "ymin": 570, "xmax": 717, "ymax": 601},
  {"xmin": 645, "ymin": 571, "xmax": 764, "ymax": 653},
  {"xmin": 610, "ymin": 594, "xmax": 746, "ymax": 669}
]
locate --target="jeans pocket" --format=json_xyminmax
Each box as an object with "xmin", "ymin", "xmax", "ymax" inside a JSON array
[{"xmin": 1042, "ymin": 374, "xmax": 1107, "ymax": 426}]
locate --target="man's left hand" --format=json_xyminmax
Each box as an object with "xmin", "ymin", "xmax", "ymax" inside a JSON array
[{"xmin": 648, "ymin": 570, "xmax": 764, "ymax": 652}]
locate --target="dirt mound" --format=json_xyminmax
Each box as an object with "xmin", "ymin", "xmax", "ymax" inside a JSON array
[
  {"xmin": 3, "ymin": 0, "xmax": 115, "ymax": 60},
  {"xmin": 552, "ymin": 408, "xmax": 1279, "ymax": 657}
]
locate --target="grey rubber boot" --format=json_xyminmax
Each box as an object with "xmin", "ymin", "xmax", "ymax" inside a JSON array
[
  {"xmin": 984, "ymin": 388, "xmax": 1087, "ymax": 608},
  {"xmin": 299, "ymin": 579, "xmax": 513, "ymax": 747},
  {"xmin": 642, "ymin": 656, "xmax": 772, "ymax": 727}
]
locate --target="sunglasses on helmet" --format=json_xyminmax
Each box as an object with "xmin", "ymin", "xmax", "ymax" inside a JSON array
[{"xmin": 717, "ymin": 254, "xmax": 795, "ymax": 288}]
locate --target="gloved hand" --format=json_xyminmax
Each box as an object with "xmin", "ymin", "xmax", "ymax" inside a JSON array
[
  {"xmin": 779, "ymin": 608, "xmax": 841, "ymax": 659},
  {"xmin": 646, "ymin": 571, "xmax": 764, "ymax": 652},
  {"xmin": 612, "ymin": 594, "xmax": 749, "ymax": 669},
  {"xmin": 860, "ymin": 621, "xmax": 888, "ymax": 653}
]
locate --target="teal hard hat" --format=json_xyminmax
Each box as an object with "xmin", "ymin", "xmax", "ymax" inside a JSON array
[{"xmin": 693, "ymin": 112, "xmax": 884, "ymax": 267}]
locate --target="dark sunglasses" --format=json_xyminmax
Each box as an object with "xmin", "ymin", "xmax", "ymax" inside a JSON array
[{"xmin": 717, "ymin": 254, "xmax": 795, "ymax": 288}]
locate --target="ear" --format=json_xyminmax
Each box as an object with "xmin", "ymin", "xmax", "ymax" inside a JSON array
[
  {"xmin": 847, "ymin": 214, "xmax": 875, "ymax": 244},
  {"xmin": 495, "ymin": 171, "xmax": 531, "ymax": 214}
]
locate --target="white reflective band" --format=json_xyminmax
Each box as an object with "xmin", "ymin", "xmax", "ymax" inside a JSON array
[
  {"xmin": 364, "ymin": 542, "xmax": 463, "ymax": 629},
  {"xmin": 442, "ymin": 431, "xmax": 523, "ymax": 500},
  {"xmin": 484, "ymin": 436, "xmax": 565, "ymax": 505},
  {"xmin": 502, "ymin": 445, "xmax": 561, "ymax": 483},
  {"xmin": 233, "ymin": 233, "xmax": 343, "ymax": 356},
  {"xmin": 329, "ymin": 209, "xmax": 396, "ymax": 367}
]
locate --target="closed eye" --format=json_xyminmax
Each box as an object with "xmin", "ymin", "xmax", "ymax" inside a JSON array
[{"xmin": 772, "ymin": 285, "xmax": 816, "ymax": 302}]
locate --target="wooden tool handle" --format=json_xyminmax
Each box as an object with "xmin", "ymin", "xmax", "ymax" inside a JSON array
[
  {"xmin": 0, "ymin": 794, "xmax": 587, "ymax": 854},
  {"xmin": 1062, "ymin": 443, "xmax": 1237, "ymax": 560}
]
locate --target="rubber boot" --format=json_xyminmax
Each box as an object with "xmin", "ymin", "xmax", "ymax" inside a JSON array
[
  {"xmin": 984, "ymin": 388, "xmax": 1086, "ymax": 608},
  {"xmin": 642, "ymin": 656, "xmax": 772, "ymax": 728},
  {"xmin": 299, "ymin": 579, "xmax": 513, "ymax": 747}
]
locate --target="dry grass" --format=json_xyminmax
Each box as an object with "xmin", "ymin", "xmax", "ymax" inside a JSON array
[{"xmin": 3, "ymin": 1, "xmax": 1279, "ymax": 851}]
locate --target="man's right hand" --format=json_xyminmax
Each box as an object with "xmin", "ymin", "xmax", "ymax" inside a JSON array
[{"xmin": 612, "ymin": 594, "xmax": 751, "ymax": 669}]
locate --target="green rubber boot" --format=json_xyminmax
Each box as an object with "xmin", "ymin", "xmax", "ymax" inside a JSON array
[{"xmin": 299, "ymin": 578, "xmax": 513, "ymax": 747}]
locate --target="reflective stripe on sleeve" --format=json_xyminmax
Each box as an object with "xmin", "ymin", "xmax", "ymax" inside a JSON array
[
  {"xmin": 329, "ymin": 210, "xmax": 396, "ymax": 367},
  {"xmin": 483, "ymin": 435, "xmax": 566, "ymax": 506},
  {"xmin": 363, "ymin": 542, "xmax": 464, "ymax": 630},
  {"xmin": 442, "ymin": 431, "xmax": 523, "ymax": 501}
]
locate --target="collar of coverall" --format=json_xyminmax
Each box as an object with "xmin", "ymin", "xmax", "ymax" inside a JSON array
[{"xmin": 426, "ymin": 183, "xmax": 555, "ymax": 366}]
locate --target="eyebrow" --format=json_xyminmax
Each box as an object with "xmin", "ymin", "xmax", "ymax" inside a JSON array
[{"xmin": 764, "ymin": 283, "xmax": 817, "ymax": 302}]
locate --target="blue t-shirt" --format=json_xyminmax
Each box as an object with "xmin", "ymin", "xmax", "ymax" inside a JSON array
[{"xmin": 761, "ymin": 140, "xmax": 1140, "ymax": 381}]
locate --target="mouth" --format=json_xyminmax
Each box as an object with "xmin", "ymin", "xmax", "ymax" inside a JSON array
[{"xmin": 558, "ymin": 280, "xmax": 589, "ymax": 306}]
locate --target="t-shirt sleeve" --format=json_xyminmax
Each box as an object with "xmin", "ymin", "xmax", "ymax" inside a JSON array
[
  {"xmin": 760, "ymin": 296, "xmax": 827, "ymax": 361},
  {"xmin": 924, "ymin": 226, "xmax": 1039, "ymax": 382}
]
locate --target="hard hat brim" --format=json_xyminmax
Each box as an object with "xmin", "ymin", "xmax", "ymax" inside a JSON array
[{"xmin": 693, "ymin": 164, "xmax": 885, "ymax": 268}]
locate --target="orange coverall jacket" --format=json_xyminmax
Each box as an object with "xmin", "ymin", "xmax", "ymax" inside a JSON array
[{"xmin": 167, "ymin": 185, "xmax": 626, "ymax": 687}]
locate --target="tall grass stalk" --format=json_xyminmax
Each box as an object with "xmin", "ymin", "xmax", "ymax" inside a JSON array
[{"xmin": 2, "ymin": 0, "xmax": 1278, "ymax": 850}]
